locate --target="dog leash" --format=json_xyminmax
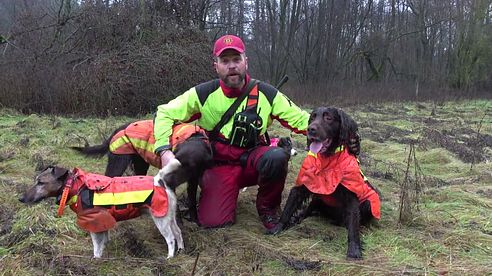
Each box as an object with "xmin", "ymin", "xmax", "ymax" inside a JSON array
[{"xmin": 57, "ymin": 173, "xmax": 77, "ymax": 217}]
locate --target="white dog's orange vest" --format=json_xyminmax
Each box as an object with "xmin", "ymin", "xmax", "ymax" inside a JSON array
[
  {"xmin": 296, "ymin": 149, "xmax": 381, "ymax": 219},
  {"xmin": 63, "ymin": 168, "xmax": 169, "ymax": 232}
]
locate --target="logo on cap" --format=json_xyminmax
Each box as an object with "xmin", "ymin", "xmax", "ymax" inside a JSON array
[
  {"xmin": 224, "ymin": 37, "xmax": 233, "ymax": 45},
  {"xmin": 214, "ymin": 34, "xmax": 245, "ymax": 57}
]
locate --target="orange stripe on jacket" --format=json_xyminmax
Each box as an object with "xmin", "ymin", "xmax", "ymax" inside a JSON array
[
  {"xmin": 296, "ymin": 149, "xmax": 380, "ymax": 219},
  {"xmin": 246, "ymin": 85, "xmax": 258, "ymax": 107}
]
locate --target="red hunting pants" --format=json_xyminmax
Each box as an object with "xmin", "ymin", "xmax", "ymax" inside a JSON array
[{"xmin": 198, "ymin": 142, "xmax": 287, "ymax": 228}]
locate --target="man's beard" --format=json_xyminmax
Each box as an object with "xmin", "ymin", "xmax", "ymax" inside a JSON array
[{"xmin": 221, "ymin": 72, "xmax": 246, "ymax": 89}]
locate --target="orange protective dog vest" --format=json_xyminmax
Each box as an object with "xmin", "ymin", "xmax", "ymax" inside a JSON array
[
  {"xmin": 170, "ymin": 123, "xmax": 208, "ymax": 151},
  {"xmin": 109, "ymin": 121, "xmax": 207, "ymax": 168},
  {"xmin": 109, "ymin": 120, "xmax": 161, "ymax": 168},
  {"xmin": 296, "ymin": 149, "xmax": 380, "ymax": 219},
  {"xmin": 64, "ymin": 168, "xmax": 169, "ymax": 233}
]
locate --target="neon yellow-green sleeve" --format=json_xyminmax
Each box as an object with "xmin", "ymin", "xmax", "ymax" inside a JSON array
[
  {"xmin": 271, "ymin": 91, "xmax": 309, "ymax": 134},
  {"xmin": 153, "ymin": 88, "xmax": 201, "ymax": 152}
]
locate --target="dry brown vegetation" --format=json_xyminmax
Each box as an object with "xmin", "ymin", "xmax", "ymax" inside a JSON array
[{"xmin": 1, "ymin": 0, "xmax": 491, "ymax": 116}]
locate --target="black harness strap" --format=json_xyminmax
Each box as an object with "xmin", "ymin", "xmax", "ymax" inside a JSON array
[{"xmin": 209, "ymin": 79, "xmax": 259, "ymax": 141}]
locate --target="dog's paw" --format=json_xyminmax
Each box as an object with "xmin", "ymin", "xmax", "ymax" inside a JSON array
[
  {"xmin": 265, "ymin": 223, "xmax": 284, "ymax": 235},
  {"xmin": 346, "ymin": 244, "xmax": 363, "ymax": 260},
  {"xmin": 346, "ymin": 253, "xmax": 363, "ymax": 260},
  {"xmin": 188, "ymin": 211, "xmax": 198, "ymax": 224},
  {"xmin": 290, "ymin": 213, "xmax": 306, "ymax": 225}
]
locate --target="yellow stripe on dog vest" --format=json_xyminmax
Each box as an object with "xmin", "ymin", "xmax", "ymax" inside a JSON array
[
  {"xmin": 335, "ymin": 145, "xmax": 344, "ymax": 153},
  {"xmin": 109, "ymin": 136, "xmax": 131, "ymax": 152},
  {"xmin": 67, "ymin": 195, "xmax": 78, "ymax": 206},
  {"xmin": 92, "ymin": 190, "xmax": 153, "ymax": 205},
  {"xmin": 128, "ymin": 137, "xmax": 155, "ymax": 153},
  {"xmin": 355, "ymin": 157, "xmax": 369, "ymax": 182}
]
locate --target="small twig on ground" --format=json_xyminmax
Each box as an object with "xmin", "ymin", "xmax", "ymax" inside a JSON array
[
  {"xmin": 191, "ymin": 252, "xmax": 200, "ymax": 276},
  {"xmin": 398, "ymin": 143, "xmax": 424, "ymax": 225}
]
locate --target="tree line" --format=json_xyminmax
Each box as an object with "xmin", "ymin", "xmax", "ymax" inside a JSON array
[{"xmin": 0, "ymin": 0, "xmax": 491, "ymax": 115}]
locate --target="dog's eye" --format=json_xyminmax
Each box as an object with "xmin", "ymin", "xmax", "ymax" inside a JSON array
[
  {"xmin": 36, "ymin": 181, "xmax": 45, "ymax": 186},
  {"xmin": 323, "ymin": 113, "xmax": 334, "ymax": 121}
]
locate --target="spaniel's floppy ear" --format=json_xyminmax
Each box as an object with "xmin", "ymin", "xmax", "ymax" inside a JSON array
[
  {"xmin": 306, "ymin": 108, "xmax": 319, "ymax": 148},
  {"xmin": 337, "ymin": 108, "xmax": 358, "ymax": 144},
  {"xmin": 308, "ymin": 107, "xmax": 319, "ymax": 125}
]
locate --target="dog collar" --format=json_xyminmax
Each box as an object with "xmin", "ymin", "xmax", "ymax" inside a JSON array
[{"xmin": 57, "ymin": 173, "xmax": 76, "ymax": 217}]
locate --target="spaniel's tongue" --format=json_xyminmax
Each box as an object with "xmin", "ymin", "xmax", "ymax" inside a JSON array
[{"xmin": 309, "ymin": 141, "xmax": 322, "ymax": 154}]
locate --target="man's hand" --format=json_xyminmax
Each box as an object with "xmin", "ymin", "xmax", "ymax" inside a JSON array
[
  {"xmin": 160, "ymin": 150, "xmax": 176, "ymax": 167},
  {"xmin": 348, "ymin": 132, "xmax": 361, "ymax": 156}
]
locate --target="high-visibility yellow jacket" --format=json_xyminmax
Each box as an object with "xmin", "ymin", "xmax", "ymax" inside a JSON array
[
  {"xmin": 154, "ymin": 77, "xmax": 309, "ymax": 153},
  {"xmin": 296, "ymin": 149, "xmax": 381, "ymax": 219}
]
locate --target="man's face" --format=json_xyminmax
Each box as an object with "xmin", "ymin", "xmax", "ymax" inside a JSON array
[{"xmin": 214, "ymin": 49, "xmax": 248, "ymax": 89}]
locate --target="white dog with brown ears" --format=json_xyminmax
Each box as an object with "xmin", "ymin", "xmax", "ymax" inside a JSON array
[{"xmin": 19, "ymin": 160, "xmax": 184, "ymax": 259}]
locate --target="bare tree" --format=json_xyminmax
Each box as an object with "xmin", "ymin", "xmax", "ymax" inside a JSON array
[{"xmin": 1, "ymin": 0, "xmax": 491, "ymax": 115}]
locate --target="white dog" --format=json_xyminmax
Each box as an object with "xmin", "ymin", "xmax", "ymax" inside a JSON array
[{"xmin": 19, "ymin": 161, "xmax": 184, "ymax": 258}]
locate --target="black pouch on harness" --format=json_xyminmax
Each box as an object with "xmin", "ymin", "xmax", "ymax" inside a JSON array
[{"xmin": 230, "ymin": 108, "xmax": 262, "ymax": 148}]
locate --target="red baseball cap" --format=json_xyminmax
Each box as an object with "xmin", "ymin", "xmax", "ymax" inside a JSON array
[{"xmin": 213, "ymin": 35, "xmax": 245, "ymax": 57}]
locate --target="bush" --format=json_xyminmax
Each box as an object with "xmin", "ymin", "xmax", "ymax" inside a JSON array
[{"xmin": 0, "ymin": 3, "xmax": 215, "ymax": 116}]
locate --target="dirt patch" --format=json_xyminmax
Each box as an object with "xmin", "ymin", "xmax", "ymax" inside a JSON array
[
  {"xmin": 0, "ymin": 148, "xmax": 16, "ymax": 162},
  {"xmin": 292, "ymin": 224, "xmax": 320, "ymax": 239},
  {"xmin": 368, "ymin": 170, "xmax": 396, "ymax": 181},
  {"xmin": 151, "ymin": 263, "xmax": 182, "ymax": 275},
  {"xmin": 250, "ymin": 242, "xmax": 323, "ymax": 272},
  {"xmin": 424, "ymin": 176, "xmax": 450, "ymax": 188},
  {"xmin": 0, "ymin": 206, "xmax": 14, "ymax": 242},
  {"xmin": 423, "ymin": 128, "xmax": 488, "ymax": 163},
  {"xmin": 357, "ymin": 104, "xmax": 412, "ymax": 117},
  {"xmin": 359, "ymin": 152, "xmax": 399, "ymax": 184},
  {"xmin": 5, "ymin": 227, "xmax": 58, "ymax": 249},
  {"xmin": 50, "ymin": 256, "xmax": 97, "ymax": 275},
  {"xmin": 457, "ymin": 128, "xmax": 492, "ymax": 148},
  {"xmin": 423, "ymin": 116, "xmax": 441, "ymax": 126},
  {"xmin": 360, "ymin": 122, "xmax": 414, "ymax": 144},
  {"xmin": 282, "ymin": 255, "xmax": 322, "ymax": 271},
  {"xmin": 120, "ymin": 225, "xmax": 152, "ymax": 258},
  {"xmin": 476, "ymin": 189, "xmax": 492, "ymax": 199}
]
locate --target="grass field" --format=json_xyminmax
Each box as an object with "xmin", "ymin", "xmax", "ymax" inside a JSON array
[{"xmin": 1, "ymin": 100, "xmax": 491, "ymax": 275}]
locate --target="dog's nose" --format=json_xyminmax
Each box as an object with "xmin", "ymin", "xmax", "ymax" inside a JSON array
[
  {"xmin": 308, "ymin": 125, "xmax": 317, "ymax": 136},
  {"xmin": 19, "ymin": 196, "xmax": 25, "ymax": 203}
]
